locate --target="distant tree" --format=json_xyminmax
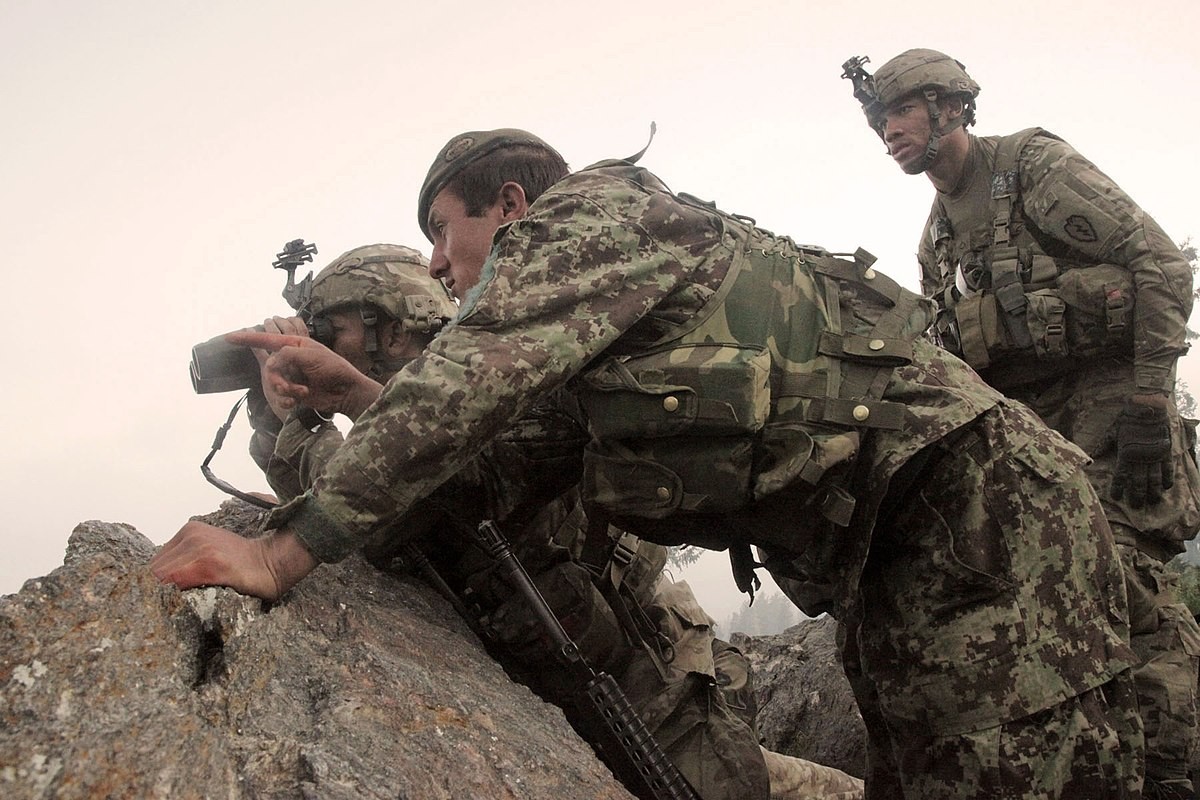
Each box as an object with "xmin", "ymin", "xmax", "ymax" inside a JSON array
[
  {"xmin": 1179, "ymin": 380, "xmax": 1198, "ymax": 419},
  {"xmin": 1183, "ymin": 237, "xmax": 1198, "ymax": 344},
  {"xmin": 1173, "ymin": 561, "xmax": 1200, "ymax": 616},
  {"xmin": 665, "ymin": 545, "xmax": 702, "ymax": 571}
]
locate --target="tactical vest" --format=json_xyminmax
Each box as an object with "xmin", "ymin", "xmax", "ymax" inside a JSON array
[
  {"xmin": 928, "ymin": 128, "xmax": 1134, "ymax": 378},
  {"xmin": 570, "ymin": 182, "xmax": 934, "ymax": 557}
]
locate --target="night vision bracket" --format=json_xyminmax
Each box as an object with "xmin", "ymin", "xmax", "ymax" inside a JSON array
[{"xmin": 273, "ymin": 238, "xmax": 319, "ymax": 313}]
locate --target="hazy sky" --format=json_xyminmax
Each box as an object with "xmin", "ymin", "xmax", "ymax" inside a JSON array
[{"xmin": 3, "ymin": 0, "xmax": 1198, "ymax": 623}]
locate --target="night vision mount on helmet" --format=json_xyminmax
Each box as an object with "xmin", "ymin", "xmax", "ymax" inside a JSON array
[{"xmin": 842, "ymin": 49, "xmax": 980, "ymax": 173}]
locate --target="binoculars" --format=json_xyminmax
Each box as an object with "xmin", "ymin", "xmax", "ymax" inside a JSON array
[
  {"xmin": 190, "ymin": 238, "xmax": 325, "ymax": 394},
  {"xmin": 189, "ymin": 317, "xmax": 333, "ymax": 394}
]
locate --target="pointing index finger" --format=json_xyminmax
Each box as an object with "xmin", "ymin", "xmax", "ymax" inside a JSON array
[{"xmin": 226, "ymin": 330, "xmax": 304, "ymax": 351}]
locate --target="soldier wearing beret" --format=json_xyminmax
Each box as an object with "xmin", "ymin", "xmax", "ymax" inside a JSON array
[{"xmin": 155, "ymin": 127, "xmax": 1145, "ymax": 798}]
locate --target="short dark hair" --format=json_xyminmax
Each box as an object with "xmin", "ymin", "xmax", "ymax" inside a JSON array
[{"xmin": 447, "ymin": 144, "xmax": 570, "ymax": 217}]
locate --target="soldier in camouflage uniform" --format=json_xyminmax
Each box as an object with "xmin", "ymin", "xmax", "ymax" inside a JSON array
[
  {"xmin": 845, "ymin": 48, "xmax": 1200, "ymax": 799},
  {"xmin": 154, "ymin": 127, "xmax": 1146, "ymax": 798},
  {"xmin": 240, "ymin": 243, "xmax": 858, "ymax": 799},
  {"xmin": 244, "ymin": 243, "xmax": 457, "ymax": 501}
]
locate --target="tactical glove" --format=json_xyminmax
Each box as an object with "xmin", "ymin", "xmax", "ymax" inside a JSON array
[{"xmin": 1110, "ymin": 400, "xmax": 1173, "ymax": 508}]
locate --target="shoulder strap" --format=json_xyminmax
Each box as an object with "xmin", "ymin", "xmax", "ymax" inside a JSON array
[{"xmin": 990, "ymin": 127, "xmax": 1044, "ymax": 247}]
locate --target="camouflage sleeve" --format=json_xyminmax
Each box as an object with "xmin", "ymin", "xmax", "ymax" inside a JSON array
[
  {"xmin": 274, "ymin": 171, "xmax": 718, "ymax": 562},
  {"xmin": 260, "ymin": 416, "xmax": 345, "ymax": 503},
  {"xmin": 246, "ymin": 386, "xmax": 282, "ymax": 477},
  {"xmin": 1020, "ymin": 135, "xmax": 1193, "ymax": 394}
]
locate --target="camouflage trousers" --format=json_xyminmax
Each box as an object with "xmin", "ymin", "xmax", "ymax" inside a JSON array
[
  {"xmin": 759, "ymin": 746, "xmax": 864, "ymax": 799},
  {"xmin": 899, "ymin": 674, "xmax": 1144, "ymax": 799},
  {"xmin": 1008, "ymin": 359, "xmax": 1200, "ymax": 796},
  {"xmin": 845, "ymin": 403, "xmax": 1144, "ymax": 798},
  {"xmin": 843, "ymin": 626, "xmax": 1145, "ymax": 800},
  {"xmin": 1119, "ymin": 542, "xmax": 1200, "ymax": 796}
]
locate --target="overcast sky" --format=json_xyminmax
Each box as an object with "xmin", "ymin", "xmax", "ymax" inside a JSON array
[{"xmin": 3, "ymin": 0, "xmax": 1198, "ymax": 623}]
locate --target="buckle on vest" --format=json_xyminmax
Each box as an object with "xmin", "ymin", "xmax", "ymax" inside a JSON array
[
  {"xmin": 819, "ymin": 486, "xmax": 856, "ymax": 528},
  {"xmin": 1106, "ymin": 289, "xmax": 1128, "ymax": 334},
  {"xmin": 610, "ymin": 532, "xmax": 640, "ymax": 569}
]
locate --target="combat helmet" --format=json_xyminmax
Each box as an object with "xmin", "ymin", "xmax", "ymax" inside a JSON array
[
  {"xmin": 305, "ymin": 243, "xmax": 456, "ymax": 373},
  {"xmin": 842, "ymin": 49, "xmax": 980, "ymax": 172}
]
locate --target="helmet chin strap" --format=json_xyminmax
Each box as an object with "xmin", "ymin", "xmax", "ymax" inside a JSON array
[
  {"xmin": 360, "ymin": 307, "xmax": 396, "ymax": 381},
  {"xmin": 910, "ymin": 89, "xmax": 970, "ymax": 175}
]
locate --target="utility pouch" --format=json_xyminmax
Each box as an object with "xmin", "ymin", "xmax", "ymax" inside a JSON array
[
  {"xmin": 952, "ymin": 292, "xmax": 1004, "ymax": 369},
  {"xmin": 578, "ymin": 344, "xmax": 771, "ymax": 519},
  {"xmin": 582, "ymin": 436, "xmax": 758, "ymax": 519},
  {"xmin": 1025, "ymin": 290, "xmax": 1068, "ymax": 359},
  {"xmin": 1054, "ymin": 264, "xmax": 1135, "ymax": 357},
  {"xmin": 951, "ymin": 262, "xmax": 1134, "ymax": 368},
  {"xmin": 578, "ymin": 343, "xmax": 771, "ymax": 439}
]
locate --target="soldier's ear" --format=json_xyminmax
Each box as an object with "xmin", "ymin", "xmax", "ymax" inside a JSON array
[
  {"xmin": 382, "ymin": 320, "xmax": 417, "ymax": 359},
  {"xmin": 942, "ymin": 95, "xmax": 965, "ymax": 121},
  {"xmin": 496, "ymin": 181, "xmax": 529, "ymax": 222}
]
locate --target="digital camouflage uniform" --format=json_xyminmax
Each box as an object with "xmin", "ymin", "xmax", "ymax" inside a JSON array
[
  {"xmin": 264, "ymin": 130, "xmax": 1144, "ymax": 798},
  {"xmin": 247, "ymin": 243, "xmax": 457, "ymax": 495},
  {"xmin": 849, "ymin": 48, "xmax": 1200, "ymax": 797},
  {"xmin": 246, "ymin": 244, "xmax": 827, "ymax": 800}
]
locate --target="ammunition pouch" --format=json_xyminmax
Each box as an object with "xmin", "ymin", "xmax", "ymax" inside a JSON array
[{"xmin": 944, "ymin": 260, "xmax": 1134, "ymax": 370}]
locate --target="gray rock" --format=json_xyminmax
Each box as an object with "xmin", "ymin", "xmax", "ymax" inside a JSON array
[
  {"xmin": 0, "ymin": 506, "xmax": 633, "ymax": 800},
  {"xmin": 735, "ymin": 616, "xmax": 868, "ymax": 779}
]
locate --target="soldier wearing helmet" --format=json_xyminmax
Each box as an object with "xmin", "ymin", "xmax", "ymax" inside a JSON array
[
  {"xmin": 842, "ymin": 49, "xmax": 979, "ymax": 176},
  {"xmin": 847, "ymin": 49, "xmax": 1200, "ymax": 799},
  {"xmin": 302, "ymin": 243, "xmax": 457, "ymax": 377},
  {"xmin": 246, "ymin": 243, "xmax": 456, "ymax": 501}
]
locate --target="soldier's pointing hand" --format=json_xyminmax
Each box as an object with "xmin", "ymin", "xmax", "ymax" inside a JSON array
[{"xmin": 226, "ymin": 329, "xmax": 384, "ymax": 421}]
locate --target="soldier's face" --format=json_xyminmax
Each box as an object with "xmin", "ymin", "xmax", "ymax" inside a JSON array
[
  {"xmin": 322, "ymin": 309, "xmax": 376, "ymax": 375},
  {"xmin": 881, "ymin": 96, "xmax": 933, "ymax": 175},
  {"xmin": 322, "ymin": 309, "xmax": 422, "ymax": 377},
  {"xmin": 426, "ymin": 188, "xmax": 506, "ymax": 301}
]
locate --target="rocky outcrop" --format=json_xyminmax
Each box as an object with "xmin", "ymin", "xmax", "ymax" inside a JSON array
[
  {"xmin": 736, "ymin": 618, "xmax": 867, "ymax": 779},
  {"xmin": 0, "ymin": 504, "xmax": 633, "ymax": 800},
  {"xmin": 1, "ymin": 501, "xmax": 868, "ymax": 799}
]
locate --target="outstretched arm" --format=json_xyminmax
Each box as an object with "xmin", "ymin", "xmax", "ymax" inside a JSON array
[{"xmin": 149, "ymin": 522, "xmax": 317, "ymax": 601}]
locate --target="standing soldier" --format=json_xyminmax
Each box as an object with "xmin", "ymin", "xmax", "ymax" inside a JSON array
[{"xmin": 844, "ymin": 48, "xmax": 1200, "ymax": 799}]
